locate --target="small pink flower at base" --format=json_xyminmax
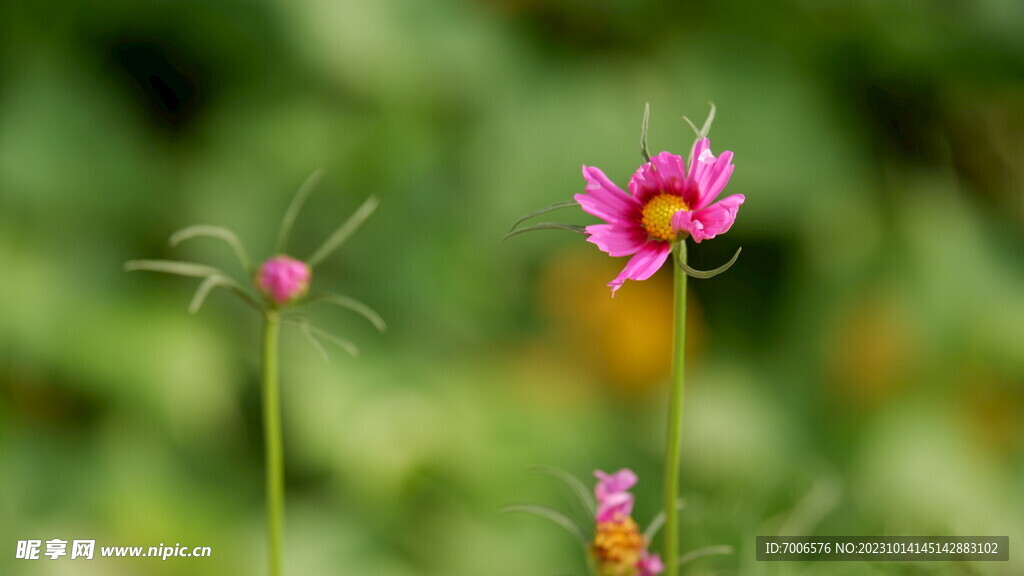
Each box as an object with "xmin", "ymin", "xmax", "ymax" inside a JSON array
[
  {"xmin": 595, "ymin": 469, "xmax": 638, "ymax": 522},
  {"xmin": 637, "ymin": 552, "xmax": 664, "ymax": 576},
  {"xmin": 257, "ymin": 256, "xmax": 311, "ymax": 306},
  {"xmin": 590, "ymin": 469, "xmax": 663, "ymax": 576},
  {"xmin": 576, "ymin": 138, "xmax": 744, "ymax": 294}
]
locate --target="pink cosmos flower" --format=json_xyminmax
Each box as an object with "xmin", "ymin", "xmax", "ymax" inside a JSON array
[
  {"xmin": 576, "ymin": 138, "xmax": 744, "ymax": 294},
  {"xmin": 257, "ymin": 255, "xmax": 311, "ymax": 305},
  {"xmin": 595, "ymin": 468, "xmax": 638, "ymax": 522}
]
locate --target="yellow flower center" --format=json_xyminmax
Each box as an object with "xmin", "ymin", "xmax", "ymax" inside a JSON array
[
  {"xmin": 592, "ymin": 516, "xmax": 644, "ymax": 576},
  {"xmin": 641, "ymin": 193, "xmax": 688, "ymax": 242}
]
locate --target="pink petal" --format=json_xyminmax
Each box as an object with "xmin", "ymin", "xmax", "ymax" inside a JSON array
[
  {"xmin": 596, "ymin": 491, "xmax": 634, "ymax": 522},
  {"xmin": 628, "ymin": 162, "xmax": 661, "ymax": 204},
  {"xmin": 585, "ymin": 223, "xmax": 647, "ymax": 257},
  {"xmin": 650, "ymin": 151, "xmax": 687, "ymax": 184},
  {"xmin": 595, "ymin": 469, "xmax": 638, "ymax": 496},
  {"xmin": 594, "ymin": 468, "xmax": 638, "ymax": 522},
  {"xmin": 688, "ymin": 138, "xmax": 711, "ymax": 182},
  {"xmin": 607, "ymin": 240, "xmax": 672, "ymax": 294},
  {"xmin": 638, "ymin": 552, "xmax": 664, "ymax": 576},
  {"xmin": 693, "ymin": 150, "xmax": 734, "ymax": 210},
  {"xmin": 629, "ymin": 152, "xmax": 687, "ymax": 203},
  {"xmin": 650, "ymin": 152, "xmax": 688, "ymax": 199},
  {"xmin": 577, "ymin": 165, "xmax": 641, "ymax": 224},
  {"xmin": 677, "ymin": 194, "xmax": 745, "ymax": 243},
  {"xmin": 671, "ymin": 210, "xmax": 694, "ymax": 235}
]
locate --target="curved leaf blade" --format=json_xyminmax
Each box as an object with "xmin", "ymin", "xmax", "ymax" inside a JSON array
[
  {"xmin": 277, "ymin": 169, "xmax": 324, "ymax": 253},
  {"xmin": 502, "ymin": 504, "xmax": 588, "ymax": 547},
  {"xmin": 677, "ymin": 545, "xmax": 733, "ymax": 567},
  {"xmin": 677, "ymin": 246, "xmax": 741, "ymax": 279},
  {"xmin": 529, "ymin": 466, "xmax": 596, "ymax": 519},
  {"xmin": 699, "ymin": 101, "xmax": 717, "ymax": 138},
  {"xmin": 507, "ymin": 201, "xmax": 579, "ymax": 234},
  {"xmin": 189, "ymin": 275, "xmax": 225, "ymax": 314},
  {"xmin": 307, "ymin": 323, "xmax": 360, "ymax": 357},
  {"xmin": 169, "ymin": 225, "xmax": 252, "ymax": 274},
  {"xmin": 124, "ymin": 260, "xmax": 226, "ymax": 279},
  {"xmin": 641, "ymin": 102, "xmax": 651, "ymax": 163},
  {"xmin": 502, "ymin": 222, "xmax": 586, "ymax": 241},
  {"xmin": 300, "ymin": 322, "xmax": 332, "ymax": 363},
  {"xmin": 643, "ymin": 499, "xmax": 686, "ymax": 543},
  {"xmin": 311, "ymin": 294, "xmax": 387, "ymax": 332},
  {"xmin": 684, "ymin": 102, "xmax": 717, "ymax": 164},
  {"xmin": 308, "ymin": 195, "xmax": 379, "ymax": 267},
  {"xmin": 186, "ymin": 274, "xmax": 261, "ymax": 313},
  {"xmin": 125, "ymin": 260, "xmax": 262, "ymax": 310}
]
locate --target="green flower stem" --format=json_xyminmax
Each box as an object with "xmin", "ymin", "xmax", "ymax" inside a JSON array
[
  {"xmin": 664, "ymin": 241, "xmax": 688, "ymax": 576},
  {"xmin": 262, "ymin": 311, "xmax": 284, "ymax": 576}
]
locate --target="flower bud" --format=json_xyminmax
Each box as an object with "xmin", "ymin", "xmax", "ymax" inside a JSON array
[{"xmin": 256, "ymin": 256, "xmax": 311, "ymax": 306}]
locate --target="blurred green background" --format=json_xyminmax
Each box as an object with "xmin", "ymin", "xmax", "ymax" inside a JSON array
[{"xmin": 2, "ymin": 0, "xmax": 1023, "ymax": 575}]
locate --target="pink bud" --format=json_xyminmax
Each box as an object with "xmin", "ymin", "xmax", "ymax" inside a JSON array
[{"xmin": 257, "ymin": 256, "xmax": 311, "ymax": 306}]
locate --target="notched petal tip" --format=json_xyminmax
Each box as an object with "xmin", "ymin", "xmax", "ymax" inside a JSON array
[{"xmin": 605, "ymin": 241, "xmax": 672, "ymax": 295}]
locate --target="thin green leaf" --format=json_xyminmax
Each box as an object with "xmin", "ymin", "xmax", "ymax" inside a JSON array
[
  {"xmin": 684, "ymin": 102, "xmax": 717, "ymax": 165},
  {"xmin": 677, "ymin": 545, "xmax": 733, "ymax": 567},
  {"xmin": 309, "ymin": 294, "xmax": 387, "ymax": 332},
  {"xmin": 277, "ymin": 169, "xmax": 324, "ymax": 253},
  {"xmin": 125, "ymin": 260, "xmax": 262, "ymax": 309},
  {"xmin": 281, "ymin": 317, "xmax": 360, "ymax": 359},
  {"xmin": 301, "ymin": 322, "xmax": 332, "ymax": 363},
  {"xmin": 124, "ymin": 260, "xmax": 226, "ymax": 279},
  {"xmin": 640, "ymin": 102, "xmax": 651, "ymax": 163},
  {"xmin": 507, "ymin": 201, "xmax": 579, "ymax": 234},
  {"xmin": 643, "ymin": 499, "xmax": 686, "ymax": 542},
  {"xmin": 676, "ymin": 246, "xmax": 741, "ymax": 279},
  {"xmin": 307, "ymin": 324, "xmax": 360, "ymax": 358},
  {"xmin": 502, "ymin": 504, "xmax": 588, "ymax": 546},
  {"xmin": 169, "ymin": 225, "xmax": 252, "ymax": 274},
  {"xmin": 307, "ymin": 195, "xmax": 379, "ymax": 267},
  {"xmin": 682, "ymin": 116, "xmax": 702, "ymax": 139},
  {"xmin": 699, "ymin": 101, "xmax": 716, "ymax": 138},
  {"xmin": 502, "ymin": 223, "xmax": 587, "ymax": 241},
  {"xmin": 529, "ymin": 466, "xmax": 596, "ymax": 519},
  {"xmin": 189, "ymin": 275, "xmax": 225, "ymax": 314},
  {"xmin": 280, "ymin": 315, "xmax": 330, "ymax": 361},
  {"xmin": 682, "ymin": 102, "xmax": 716, "ymax": 140},
  {"xmin": 187, "ymin": 274, "xmax": 261, "ymax": 313},
  {"xmin": 777, "ymin": 476, "xmax": 842, "ymax": 536}
]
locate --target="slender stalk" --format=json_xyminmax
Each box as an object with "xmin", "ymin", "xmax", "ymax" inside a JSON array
[
  {"xmin": 664, "ymin": 242, "xmax": 688, "ymax": 576},
  {"xmin": 262, "ymin": 311, "xmax": 284, "ymax": 576}
]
